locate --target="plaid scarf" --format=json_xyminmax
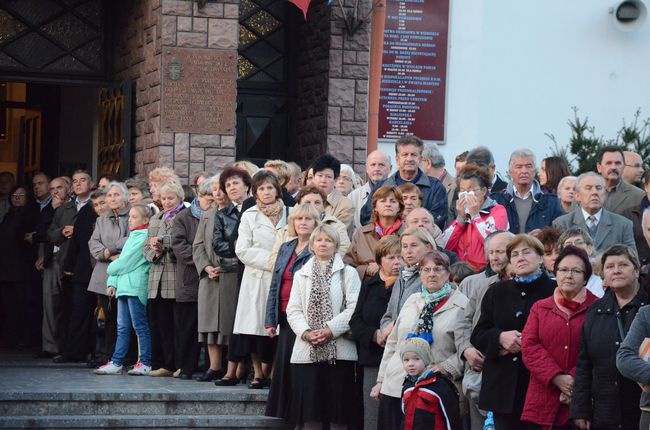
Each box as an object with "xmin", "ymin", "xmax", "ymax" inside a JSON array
[{"xmin": 306, "ymin": 257, "xmax": 337, "ymax": 364}]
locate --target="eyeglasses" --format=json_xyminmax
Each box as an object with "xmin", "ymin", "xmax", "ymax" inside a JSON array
[
  {"xmin": 556, "ymin": 268, "xmax": 585, "ymax": 277},
  {"xmin": 11, "ymin": 193, "xmax": 26, "ymax": 197},
  {"xmin": 563, "ymin": 239, "xmax": 586, "ymax": 247},
  {"xmin": 420, "ymin": 267, "xmax": 447, "ymax": 275},
  {"xmin": 625, "ymin": 163, "xmax": 644, "ymax": 169}
]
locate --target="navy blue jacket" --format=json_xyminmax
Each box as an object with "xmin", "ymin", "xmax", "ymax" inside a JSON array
[
  {"xmin": 264, "ymin": 239, "xmax": 312, "ymax": 328},
  {"xmin": 490, "ymin": 182, "xmax": 564, "ymax": 234},
  {"xmin": 360, "ymin": 169, "xmax": 448, "ymax": 229}
]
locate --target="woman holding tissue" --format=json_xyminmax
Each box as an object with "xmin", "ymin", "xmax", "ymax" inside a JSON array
[{"xmin": 441, "ymin": 165, "xmax": 508, "ymax": 271}]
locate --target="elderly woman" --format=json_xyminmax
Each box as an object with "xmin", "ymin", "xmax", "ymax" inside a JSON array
[
  {"xmin": 88, "ymin": 182, "xmax": 130, "ymax": 363},
  {"xmin": 372, "ymin": 251, "xmax": 468, "ymax": 429},
  {"xmin": 345, "ymin": 184, "xmax": 405, "ymax": 281},
  {"xmin": 170, "ymin": 178, "xmax": 214, "ymax": 379},
  {"xmin": 144, "ymin": 180, "xmax": 186, "ymax": 377},
  {"xmin": 535, "ymin": 226, "xmax": 562, "ymax": 276},
  {"xmin": 571, "ymin": 245, "xmax": 647, "ymax": 430},
  {"xmin": 264, "ymin": 204, "xmax": 320, "ymax": 420},
  {"xmin": 210, "ymin": 167, "xmax": 252, "ymax": 385},
  {"xmin": 397, "ymin": 183, "xmax": 423, "ymax": 218},
  {"xmin": 521, "ymin": 246, "xmax": 598, "ymax": 429},
  {"xmin": 379, "ymin": 227, "xmax": 438, "ymax": 331},
  {"xmin": 557, "ymin": 227, "xmax": 604, "ymax": 298},
  {"xmin": 539, "ymin": 157, "xmax": 571, "ymax": 195},
  {"xmin": 335, "ymin": 163, "xmax": 357, "ymax": 196},
  {"xmin": 557, "ymin": 176, "xmax": 577, "ymax": 214},
  {"xmin": 349, "ymin": 235, "xmax": 401, "ymax": 430},
  {"xmin": 441, "ymin": 165, "xmax": 509, "ymax": 271},
  {"xmin": 471, "ymin": 234, "xmax": 556, "ymax": 430},
  {"xmin": 232, "ymin": 171, "xmax": 288, "ymax": 389},
  {"xmin": 285, "ymin": 224, "xmax": 361, "ymax": 428}
]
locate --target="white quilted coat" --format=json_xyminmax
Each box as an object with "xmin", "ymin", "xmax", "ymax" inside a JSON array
[{"xmin": 286, "ymin": 254, "xmax": 361, "ymax": 363}]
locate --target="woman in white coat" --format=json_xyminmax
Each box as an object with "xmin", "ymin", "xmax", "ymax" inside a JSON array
[
  {"xmin": 371, "ymin": 250, "xmax": 468, "ymax": 430},
  {"xmin": 232, "ymin": 170, "xmax": 288, "ymax": 389},
  {"xmin": 285, "ymin": 224, "xmax": 362, "ymax": 429}
]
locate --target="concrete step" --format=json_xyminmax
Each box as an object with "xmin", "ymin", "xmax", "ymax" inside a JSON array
[
  {"xmin": 0, "ymin": 414, "xmax": 291, "ymax": 429},
  {"xmin": 0, "ymin": 390, "xmax": 269, "ymax": 416}
]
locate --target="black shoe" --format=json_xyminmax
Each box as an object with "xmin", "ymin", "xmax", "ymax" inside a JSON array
[
  {"xmin": 195, "ymin": 368, "xmax": 224, "ymax": 382},
  {"xmin": 214, "ymin": 377, "xmax": 239, "ymax": 387},
  {"xmin": 247, "ymin": 378, "xmax": 269, "ymax": 389},
  {"xmin": 34, "ymin": 351, "xmax": 57, "ymax": 359},
  {"xmin": 180, "ymin": 373, "xmax": 193, "ymax": 380},
  {"xmin": 53, "ymin": 355, "xmax": 84, "ymax": 364},
  {"xmin": 86, "ymin": 359, "xmax": 101, "ymax": 369}
]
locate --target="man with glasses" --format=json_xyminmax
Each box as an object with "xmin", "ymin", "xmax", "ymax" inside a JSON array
[
  {"xmin": 622, "ymin": 150, "xmax": 645, "ymax": 188},
  {"xmin": 553, "ymin": 172, "xmax": 635, "ymax": 255}
]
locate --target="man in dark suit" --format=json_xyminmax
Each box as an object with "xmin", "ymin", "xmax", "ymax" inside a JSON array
[
  {"xmin": 597, "ymin": 146, "xmax": 644, "ymax": 216},
  {"xmin": 553, "ymin": 172, "xmax": 636, "ymax": 255}
]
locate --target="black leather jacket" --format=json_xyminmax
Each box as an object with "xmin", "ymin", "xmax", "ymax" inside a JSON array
[{"xmin": 212, "ymin": 203, "xmax": 241, "ymax": 272}]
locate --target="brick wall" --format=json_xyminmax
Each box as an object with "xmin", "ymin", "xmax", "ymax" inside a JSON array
[{"xmin": 326, "ymin": 0, "xmax": 371, "ymax": 177}]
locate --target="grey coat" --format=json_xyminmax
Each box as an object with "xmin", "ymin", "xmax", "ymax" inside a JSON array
[
  {"xmin": 604, "ymin": 179, "xmax": 645, "ymax": 216},
  {"xmin": 170, "ymin": 208, "xmax": 199, "ymax": 302},
  {"xmin": 47, "ymin": 200, "xmax": 78, "ymax": 274},
  {"xmin": 379, "ymin": 269, "xmax": 422, "ymax": 329},
  {"xmin": 552, "ymin": 207, "xmax": 636, "ymax": 255},
  {"xmin": 616, "ymin": 305, "xmax": 650, "ymax": 409},
  {"xmin": 87, "ymin": 206, "xmax": 130, "ymax": 295}
]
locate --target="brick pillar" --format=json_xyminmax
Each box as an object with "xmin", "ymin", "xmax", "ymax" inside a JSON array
[{"xmin": 326, "ymin": 0, "xmax": 371, "ymax": 178}]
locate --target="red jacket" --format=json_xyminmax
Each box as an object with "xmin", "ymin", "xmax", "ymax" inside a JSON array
[
  {"xmin": 441, "ymin": 201, "xmax": 508, "ymax": 271},
  {"xmin": 401, "ymin": 371, "xmax": 461, "ymax": 430},
  {"xmin": 521, "ymin": 291, "xmax": 598, "ymax": 426}
]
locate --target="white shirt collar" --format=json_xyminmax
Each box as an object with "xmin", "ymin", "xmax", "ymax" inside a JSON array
[
  {"xmin": 513, "ymin": 185, "xmax": 532, "ymax": 200},
  {"xmin": 581, "ymin": 207, "xmax": 603, "ymax": 224}
]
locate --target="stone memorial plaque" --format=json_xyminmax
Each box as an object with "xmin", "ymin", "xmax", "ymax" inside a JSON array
[{"xmin": 162, "ymin": 48, "xmax": 237, "ymax": 135}]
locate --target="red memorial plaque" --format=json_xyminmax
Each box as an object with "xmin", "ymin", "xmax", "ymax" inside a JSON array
[
  {"xmin": 162, "ymin": 48, "xmax": 237, "ymax": 135},
  {"xmin": 378, "ymin": 0, "xmax": 450, "ymax": 141}
]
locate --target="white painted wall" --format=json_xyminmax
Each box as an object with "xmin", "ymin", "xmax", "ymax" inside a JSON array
[{"xmin": 439, "ymin": 0, "xmax": 650, "ymax": 178}]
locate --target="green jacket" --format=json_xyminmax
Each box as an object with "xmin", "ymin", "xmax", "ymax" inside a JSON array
[{"xmin": 107, "ymin": 229, "xmax": 150, "ymax": 306}]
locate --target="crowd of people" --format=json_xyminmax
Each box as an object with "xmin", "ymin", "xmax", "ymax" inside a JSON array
[{"xmin": 1, "ymin": 135, "xmax": 650, "ymax": 430}]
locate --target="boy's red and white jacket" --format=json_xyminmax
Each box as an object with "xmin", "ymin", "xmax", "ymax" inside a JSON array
[
  {"xmin": 441, "ymin": 198, "xmax": 509, "ymax": 271},
  {"xmin": 401, "ymin": 370, "xmax": 461, "ymax": 430}
]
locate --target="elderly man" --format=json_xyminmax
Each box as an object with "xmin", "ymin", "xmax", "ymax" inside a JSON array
[
  {"xmin": 455, "ymin": 230, "xmax": 514, "ymax": 430},
  {"xmin": 491, "ymin": 149, "xmax": 564, "ymax": 234},
  {"xmin": 348, "ymin": 150, "xmax": 392, "ymax": 229},
  {"xmin": 622, "ymin": 150, "xmax": 644, "ymax": 187},
  {"xmin": 552, "ymin": 172, "xmax": 635, "ymax": 255},
  {"xmin": 360, "ymin": 134, "xmax": 448, "ymax": 229},
  {"xmin": 597, "ymin": 146, "xmax": 644, "ymax": 215},
  {"xmin": 421, "ymin": 142, "xmax": 456, "ymax": 213}
]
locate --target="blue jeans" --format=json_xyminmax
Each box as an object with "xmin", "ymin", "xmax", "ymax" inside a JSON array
[{"xmin": 112, "ymin": 296, "xmax": 151, "ymax": 366}]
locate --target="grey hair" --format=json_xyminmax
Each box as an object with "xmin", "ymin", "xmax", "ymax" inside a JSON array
[
  {"xmin": 339, "ymin": 164, "xmax": 357, "ymax": 189},
  {"xmin": 197, "ymin": 175, "xmax": 218, "ymax": 196},
  {"xmin": 575, "ymin": 172, "xmax": 605, "ymax": 192},
  {"xmin": 483, "ymin": 230, "xmax": 515, "ymax": 260},
  {"xmin": 105, "ymin": 181, "xmax": 129, "ymax": 204},
  {"xmin": 466, "ymin": 146, "xmax": 495, "ymax": 167},
  {"xmin": 508, "ymin": 149, "xmax": 537, "ymax": 167},
  {"xmin": 421, "ymin": 142, "xmax": 445, "ymax": 168},
  {"xmin": 309, "ymin": 224, "xmax": 341, "ymax": 253},
  {"xmin": 557, "ymin": 175, "xmax": 577, "ymax": 191},
  {"xmin": 557, "ymin": 227, "xmax": 594, "ymax": 252}
]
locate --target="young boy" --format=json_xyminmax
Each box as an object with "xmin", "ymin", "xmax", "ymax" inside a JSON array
[{"xmin": 400, "ymin": 336, "xmax": 461, "ymax": 430}]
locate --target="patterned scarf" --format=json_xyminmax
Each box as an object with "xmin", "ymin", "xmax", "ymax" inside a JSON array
[
  {"xmin": 515, "ymin": 269, "xmax": 543, "ymax": 284},
  {"xmin": 306, "ymin": 257, "xmax": 337, "ymax": 364},
  {"xmin": 374, "ymin": 218, "xmax": 403, "ymax": 238},
  {"xmin": 189, "ymin": 198, "xmax": 203, "ymax": 220},
  {"xmin": 401, "ymin": 264, "xmax": 419, "ymax": 281},
  {"xmin": 163, "ymin": 202, "xmax": 185, "ymax": 225},
  {"xmin": 411, "ymin": 282, "xmax": 453, "ymax": 344},
  {"xmin": 256, "ymin": 198, "xmax": 284, "ymax": 227}
]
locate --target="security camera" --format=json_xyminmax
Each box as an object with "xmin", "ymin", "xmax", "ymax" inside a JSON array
[{"xmin": 610, "ymin": 0, "xmax": 647, "ymax": 31}]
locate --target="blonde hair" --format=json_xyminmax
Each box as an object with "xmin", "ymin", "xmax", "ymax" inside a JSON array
[
  {"xmin": 264, "ymin": 159, "xmax": 291, "ymax": 186},
  {"xmin": 159, "ymin": 181, "xmax": 185, "ymax": 201},
  {"xmin": 148, "ymin": 166, "xmax": 178, "ymax": 184},
  {"xmin": 287, "ymin": 204, "xmax": 321, "ymax": 237},
  {"xmin": 399, "ymin": 227, "xmax": 436, "ymax": 250},
  {"xmin": 233, "ymin": 160, "xmax": 260, "ymax": 178},
  {"xmin": 130, "ymin": 204, "xmax": 153, "ymax": 220},
  {"xmin": 309, "ymin": 224, "xmax": 340, "ymax": 253}
]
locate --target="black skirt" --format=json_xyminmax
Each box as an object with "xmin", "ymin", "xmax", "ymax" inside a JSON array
[
  {"xmin": 228, "ymin": 333, "xmax": 276, "ymax": 364},
  {"xmin": 377, "ymin": 394, "xmax": 402, "ymax": 430},
  {"xmin": 285, "ymin": 359, "xmax": 362, "ymax": 426},
  {"xmin": 265, "ymin": 313, "xmax": 295, "ymax": 419}
]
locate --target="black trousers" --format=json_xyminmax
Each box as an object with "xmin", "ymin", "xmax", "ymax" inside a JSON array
[
  {"xmin": 58, "ymin": 276, "xmax": 74, "ymax": 348},
  {"xmin": 24, "ymin": 275, "xmax": 43, "ymax": 347},
  {"xmin": 148, "ymin": 296, "xmax": 175, "ymax": 370},
  {"xmin": 173, "ymin": 301, "xmax": 200, "ymax": 375},
  {"xmin": 0, "ymin": 281, "xmax": 22, "ymax": 347},
  {"xmin": 62, "ymin": 282, "xmax": 96, "ymax": 361},
  {"xmin": 377, "ymin": 395, "xmax": 402, "ymax": 430}
]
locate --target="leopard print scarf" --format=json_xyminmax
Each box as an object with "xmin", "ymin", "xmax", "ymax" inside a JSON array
[{"xmin": 306, "ymin": 256, "xmax": 337, "ymax": 364}]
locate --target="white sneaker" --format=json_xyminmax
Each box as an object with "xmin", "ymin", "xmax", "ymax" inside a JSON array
[
  {"xmin": 127, "ymin": 362, "xmax": 152, "ymax": 376},
  {"xmin": 94, "ymin": 361, "xmax": 123, "ymax": 375}
]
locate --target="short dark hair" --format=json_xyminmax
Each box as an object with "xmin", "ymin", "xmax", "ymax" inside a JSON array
[
  {"xmin": 455, "ymin": 151, "xmax": 469, "ymax": 164},
  {"xmin": 597, "ymin": 145, "xmax": 625, "ymax": 165},
  {"xmin": 99, "ymin": 172, "xmax": 120, "ymax": 183},
  {"xmin": 311, "ymin": 154, "xmax": 341, "ymax": 178},
  {"xmin": 251, "ymin": 170, "xmax": 282, "ymax": 200},
  {"xmin": 419, "ymin": 250, "xmax": 451, "ymax": 272},
  {"xmin": 457, "ymin": 164, "xmax": 492, "ymax": 189},
  {"xmin": 536, "ymin": 226, "xmax": 562, "ymax": 252},
  {"xmin": 554, "ymin": 245, "xmax": 593, "ymax": 281},
  {"xmin": 466, "ymin": 147, "xmax": 494, "ymax": 166},
  {"xmin": 601, "ymin": 244, "xmax": 640, "ymax": 270},
  {"xmin": 219, "ymin": 167, "xmax": 252, "ymax": 194},
  {"xmin": 450, "ymin": 261, "xmax": 474, "ymax": 284},
  {"xmin": 90, "ymin": 188, "xmax": 106, "ymax": 200},
  {"xmin": 395, "ymin": 134, "xmax": 424, "ymax": 155},
  {"xmin": 296, "ymin": 185, "xmax": 327, "ymax": 205}
]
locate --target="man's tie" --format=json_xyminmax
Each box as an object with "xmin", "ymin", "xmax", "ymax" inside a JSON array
[{"xmin": 587, "ymin": 215, "xmax": 598, "ymax": 238}]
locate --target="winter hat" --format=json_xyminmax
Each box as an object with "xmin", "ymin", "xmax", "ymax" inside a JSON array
[
  {"xmin": 311, "ymin": 154, "xmax": 341, "ymax": 178},
  {"xmin": 400, "ymin": 336, "xmax": 433, "ymax": 366}
]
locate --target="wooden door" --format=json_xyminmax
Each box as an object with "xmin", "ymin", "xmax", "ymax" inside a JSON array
[{"xmin": 98, "ymin": 82, "xmax": 132, "ymax": 178}]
